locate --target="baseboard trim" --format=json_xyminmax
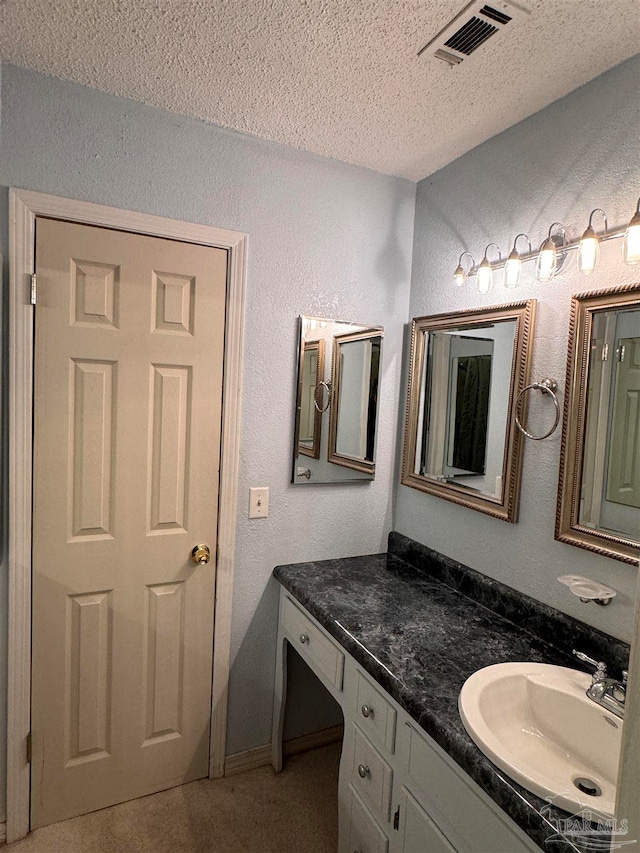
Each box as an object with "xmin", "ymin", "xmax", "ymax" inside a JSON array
[
  {"xmin": 224, "ymin": 725, "xmax": 343, "ymax": 777},
  {"xmin": 283, "ymin": 724, "xmax": 344, "ymax": 758},
  {"xmin": 224, "ymin": 744, "xmax": 272, "ymax": 777}
]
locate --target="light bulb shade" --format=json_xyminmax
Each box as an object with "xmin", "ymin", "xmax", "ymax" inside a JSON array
[
  {"xmin": 624, "ymin": 212, "xmax": 640, "ymax": 265},
  {"xmin": 476, "ymin": 259, "xmax": 492, "ymax": 294},
  {"xmin": 454, "ymin": 265, "xmax": 466, "ymax": 287},
  {"xmin": 504, "ymin": 250, "xmax": 522, "ymax": 288},
  {"xmin": 578, "ymin": 225, "xmax": 599, "ymax": 274},
  {"xmin": 536, "ymin": 237, "xmax": 557, "ymax": 282}
]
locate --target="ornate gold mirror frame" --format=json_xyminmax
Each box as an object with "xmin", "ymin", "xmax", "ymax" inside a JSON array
[
  {"xmin": 401, "ymin": 300, "xmax": 536, "ymax": 523},
  {"xmin": 555, "ymin": 283, "xmax": 640, "ymax": 564}
]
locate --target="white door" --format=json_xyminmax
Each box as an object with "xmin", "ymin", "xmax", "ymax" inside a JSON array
[{"xmin": 31, "ymin": 218, "xmax": 227, "ymax": 828}]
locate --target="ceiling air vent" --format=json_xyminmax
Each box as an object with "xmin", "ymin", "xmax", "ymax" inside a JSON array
[{"xmin": 418, "ymin": 1, "xmax": 528, "ymax": 66}]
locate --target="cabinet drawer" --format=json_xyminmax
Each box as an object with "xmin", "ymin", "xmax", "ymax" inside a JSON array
[
  {"xmin": 351, "ymin": 725, "xmax": 393, "ymax": 824},
  {"xmin": 401, "ymin": 787, "xmax": 455, "ymax": 853},
  {"xmin": 355, "ymin": 669, "xmax": 396, "ymax": 754},
  {"xmin": 282, "ymin": 596, "xmax": 344, "ymax": 691},
  {"xmin": 348, "ymin": 785, "xmax": 389, "ymax": 853}
]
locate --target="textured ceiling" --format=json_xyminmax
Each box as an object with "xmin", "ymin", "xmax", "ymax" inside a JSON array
[{"xmin": 1, "ymin": 1, "xmax": 638, "ymax": 181}]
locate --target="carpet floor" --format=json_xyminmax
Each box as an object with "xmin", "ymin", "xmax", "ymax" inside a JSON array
[{"xmin": 7, "ymin": 744, "xmax": 341, "ymax": 853}]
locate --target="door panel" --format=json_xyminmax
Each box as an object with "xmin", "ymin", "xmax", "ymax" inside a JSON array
[
  {"xmin": 32, "ymin": 218, "xmax": 227, "ymax": 828},
  {"xmin": 606, "ymin": 337, "xmax": 640, "ymax": 509}
]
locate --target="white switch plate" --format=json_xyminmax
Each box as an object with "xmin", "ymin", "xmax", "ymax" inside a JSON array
[{"xmin": 249, "ymin": 487, "xmax": 269, "ymax": 519}]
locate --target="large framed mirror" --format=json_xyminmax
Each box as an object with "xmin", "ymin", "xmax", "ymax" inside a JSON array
[
  {"xmin": 401, "ymin": 300, "xmax": 536, "ymax": 522},
  {"xmin": 556, "ymin": 283, "xmax": 640, "ymax": 564},
  {"xmin": 292, "ymin": 316, "xmax": 384, "ymax": 484}
]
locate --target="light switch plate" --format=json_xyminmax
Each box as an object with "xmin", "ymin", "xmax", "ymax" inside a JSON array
[{"xmin": 249, "ymin": 487, "xmax": 269, "ymax": 519}]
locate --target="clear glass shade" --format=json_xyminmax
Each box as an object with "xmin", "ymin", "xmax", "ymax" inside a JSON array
[
  {"xmin": 476, "ymin": 260, "xmax": 492, "ymax": 294},
  {"xmin": 536, "ymin": 238, "xmax": 557, "ymax": 282},
  {"xmin": 578, "ymin": 227, "xmax": 599, "ymax": 274},
  {"xmin": 504, "ymin": 251, "xmax": 522, "ymax": 288},
  {"xmin": 624, "ymin": 214, "xmax": 640, "ymax": 265}
]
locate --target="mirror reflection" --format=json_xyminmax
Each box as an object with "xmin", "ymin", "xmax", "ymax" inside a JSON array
[
  {"xmin": 417, "ymin": 325, "xmax": 516, "ymax": 499},
  {"xmin": 402, "ymin": 301, "xmax": 535, "ymax": 522},
  {"xmin": 298, "ymin": 340, "xmax": 325, "ymax": 459},
  {"xmin": 581, "ymin": 308, "xmax": 640, "ymax": 539},
  {"xmin": 292, "ymin": 316, "xmax": 384, "ymax": 484},
  {"xmin": 556, "ymin": 284, "xmax": 640, "ymax": 562}
]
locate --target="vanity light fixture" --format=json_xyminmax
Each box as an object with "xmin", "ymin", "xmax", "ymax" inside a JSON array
[
  {"xmin": 578, "ymin": 209, "xmax": 607, "ymax": 275},
  {"xmin": 536, "ymin": 223, "xmax": 567, "ymax": 282},
  {"xmin": 477, "ymin": 244, "xmax": 501, "ymax": 294},
  {"xmin": 454, "ymin": 197, "xmax": 640, "ymax": 290},
  {"xmin": 454, "ymin": 252, "xmax": 475, "ymax": 287},
  {"xmin": 624, "ymin": 197, "xmax": 640, "ymax": 265},
  {"xmin": 504, "ymin": 234, "xmax": 532, "ymax": 289}
]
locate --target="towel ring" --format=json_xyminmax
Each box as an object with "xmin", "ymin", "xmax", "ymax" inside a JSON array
[
  {"xmin": 515, "ymin": 378, "xmax": 560, "ymax": 440},
  {"xmin": 314, "ymin": 380, "xmax": 333, "ymax": 413}
]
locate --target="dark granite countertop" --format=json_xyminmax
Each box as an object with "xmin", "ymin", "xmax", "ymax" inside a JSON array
[{"xmin": 274, "ymin": 533, "xmax": 630, "ymax": 853}]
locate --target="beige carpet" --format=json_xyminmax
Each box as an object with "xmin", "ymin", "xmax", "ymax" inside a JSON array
[{"xmin": 7, "ymin": 744, "xmax": 340, "ymax": 853}]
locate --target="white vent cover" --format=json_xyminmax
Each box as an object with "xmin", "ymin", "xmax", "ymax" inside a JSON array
[{"xmin": 419, "ymin": 1, "xmax": 529, "ymax": 66}]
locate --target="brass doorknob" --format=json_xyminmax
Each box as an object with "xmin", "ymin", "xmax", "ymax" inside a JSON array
[{"xmin": 191, "ymin": 544, "xmax": 211, "ymax": 565}]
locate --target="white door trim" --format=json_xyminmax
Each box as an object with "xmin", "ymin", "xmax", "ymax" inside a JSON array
[{"xmin": 7, "ymin": 188, "xmax": 247, "ymax": 842}]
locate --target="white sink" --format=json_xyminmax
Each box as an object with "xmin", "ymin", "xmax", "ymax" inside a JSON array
[{"xmin": 458, "ymin": 662, "xmax": 622, "ymax": 817}]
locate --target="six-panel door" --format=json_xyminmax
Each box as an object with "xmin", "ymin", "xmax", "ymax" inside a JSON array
[{"xmin": 31, "ymin": 218, "xmax": 227, "ymax": 828}]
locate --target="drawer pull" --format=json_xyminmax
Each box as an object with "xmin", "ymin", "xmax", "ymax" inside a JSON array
[
  {"xmin": 361, "ymin": 704, "xmax": 374, "ymax": 718},
  {"xmin": 299, "ymin": 633, "xmax": 310, "ymax": 644},
  {"xmin": 357, "ymin": 764, "xmax": 370, "ymax": 779}
]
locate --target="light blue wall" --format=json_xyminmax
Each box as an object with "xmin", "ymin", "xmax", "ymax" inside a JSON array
[
  {"xmin": 0, "ymin": 65, "xmax": 415, "ymax": 791},
  {"xmin": 395, "ymin": 55, "xmax": 640, "ymax": 643}
]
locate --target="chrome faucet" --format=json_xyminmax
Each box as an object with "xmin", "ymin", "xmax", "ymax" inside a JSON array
[{"xmin": 573, "ymin": 650, "xmax": 627, "ymax": 719}]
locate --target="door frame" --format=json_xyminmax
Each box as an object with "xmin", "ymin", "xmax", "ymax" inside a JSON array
[{"xmin": 7, "ymin": 188, "xmax": 248, "ymax": 842}]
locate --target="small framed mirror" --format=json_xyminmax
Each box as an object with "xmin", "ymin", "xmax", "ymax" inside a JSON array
[
  {"xmin": 556, "ymin": 283, "xmax": 640, "ymax": 564},
  {"xmin": 292, "ymin": 316, "xmax": 384, "ymax": 484},
  {"xmin": 401, "ymin": 300, "xmax": 536, "ymax": 522},
  {"xmin": 328, "ymin": 329, "xmax": 382, "ymax": 475}
]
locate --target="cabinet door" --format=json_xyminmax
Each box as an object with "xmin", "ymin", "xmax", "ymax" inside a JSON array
[
  {"xmin": 400, "ymin": 788, "xmax": 455, "ymax": 853},
  {"xmin": 348, "ymin": 785, "xmax": 389, "ymax": 853}
]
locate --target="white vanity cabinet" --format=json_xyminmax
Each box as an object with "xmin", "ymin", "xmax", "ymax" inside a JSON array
[{"xmin": 272, "ymin": 587, "xmax": 541, "ymax": 853}]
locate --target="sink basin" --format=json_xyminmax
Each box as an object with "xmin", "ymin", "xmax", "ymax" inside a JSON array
[{"xmin": 459, "ymin": 662, "xmax": 622, "ymax": 817}]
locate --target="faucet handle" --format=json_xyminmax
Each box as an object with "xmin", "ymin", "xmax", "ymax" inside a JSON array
[
  {"xmin": 622, "ymin": 670, "xmax": 628, "ymax": 686},
  {"xmin": 573, "ymin": 650, "xmax": 607, "ymax": 680}
]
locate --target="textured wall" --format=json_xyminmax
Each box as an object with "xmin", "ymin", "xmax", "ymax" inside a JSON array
[
  {"xmin": 395, "ymin": 56, "xmax": 640, "ymax": 643},
  {"xmin": 0, "ymin": 65, "xmax": 415, "ymax": 782}
]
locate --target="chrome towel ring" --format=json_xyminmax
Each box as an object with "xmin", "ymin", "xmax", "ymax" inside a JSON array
[
  {"xmin": 515, "ymin": 378, "xmax": 560, "ymax": 440},
  {"xmin": 313, "ymin": 380, "xmax": 333, "ymax": 413}
]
